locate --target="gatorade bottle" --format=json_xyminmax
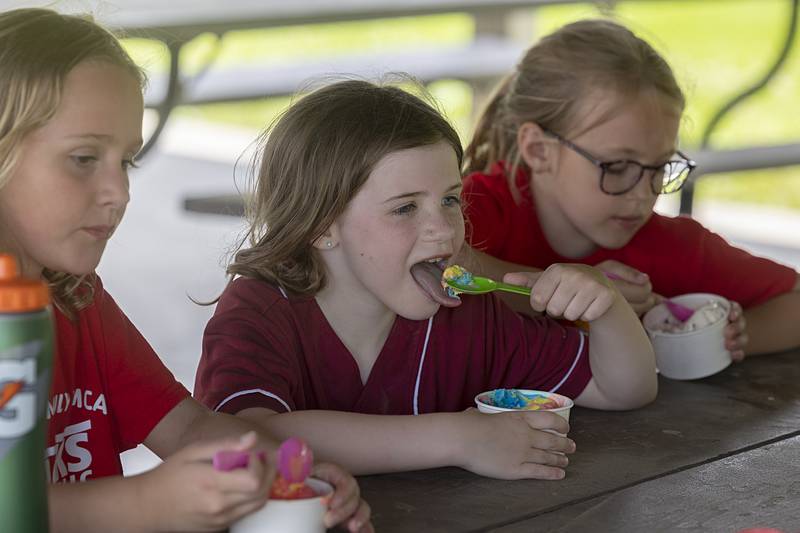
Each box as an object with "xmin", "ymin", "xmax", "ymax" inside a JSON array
[{"xmin": 0, "ymin": 254, "xmax": 53, "ymax": 532}]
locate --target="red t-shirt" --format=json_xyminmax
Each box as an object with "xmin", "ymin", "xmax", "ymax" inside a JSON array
[
  {"xmin": 47, "ymin": 277, "xmax": 189, "ymax": 482},
  {"xmin": 194, "ymin": 278, "xmax": 591, "ymax": 416},
  {"xmin": 463, "ymin": 162, "xmax": 798, "ymax": 308}
]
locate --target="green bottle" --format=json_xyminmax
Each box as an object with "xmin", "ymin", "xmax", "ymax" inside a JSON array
[{"xmin": 0, "ymin": 254, "xmax": 53, "ymax": 532}]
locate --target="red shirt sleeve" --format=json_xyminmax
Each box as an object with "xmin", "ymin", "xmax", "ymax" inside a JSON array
[
  {"xmin": 483, "ymin": 295, "xmax": 592, "ymax": 400},
  {"xmin": 194, "ymin": 280, "xmax": 299, "ymax": 415},
  {"xmin": 646, "ymin": 217, "xmax": 798, "ymax": 308},
  {"xmin": 97, "ymin": 282, "xmax": 190, "ymax": 451}
]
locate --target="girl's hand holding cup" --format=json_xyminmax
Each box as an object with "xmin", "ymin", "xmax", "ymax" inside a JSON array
[
  {"xmin": 725, "ymin": 300, "xmax": 748, "ymax": 361},
  {"xmin": 139, "ymin": 431, "xmax": 273, "ymax": 532}
]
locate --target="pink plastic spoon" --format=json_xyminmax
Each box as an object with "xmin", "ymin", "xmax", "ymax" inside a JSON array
[
  {"xmin": 603, "ymin": 271, "xmax": 695, "ymax": 322},
  {"xmin": 662, "ymin": 299, "xmax": 695, "ymax": 322},
  {"xmin": 277, "ymin": 437, "xmax": 313, "ymax": 484}
]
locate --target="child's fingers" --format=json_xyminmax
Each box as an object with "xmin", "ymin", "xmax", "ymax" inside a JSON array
[
  {"xmin": 530, "ymin": 270, "xmax": 560, "ymax": 312},
  {"xmin": 503, "ymin": 270, "xmax": 542, "ymax": 288},
  {"xmin": 596, "ymin": 260, "xmax": 649, "ymax": 285},
  {"xmin": 230, "ymin": 430, "xmax": 259, "ymax": 451},
  {"xmin": 728, "ymin": 301, "xmax": 743, "ymax": 321},
  {"xmin": 527, "ymin": 430, "xmax": 576, "ymax": 455},
  {"xmin": 312, "ymin": 462, "xmax": 359, "ymax": 511},
  {"xmin": 245, "ymin": 448, "xmax": 275, "ymax": 491},
  {"xmin": 210, "ymin": 467, "xmax": 269, "ymax": 496},
  {"xmin": 725, "ymin": 331, "xmax": 747, "ymax": 346},
  {"xmin": 562, "ymin": 289, "xmax": 604, "ymax": 322},
  {"xmin": 544, "ymin": 288, "xmax": 572, "ymax": 318},
  {"xmin": 524, "ymin": 447, "xmax": 569, "ymax": 469},
  {"xmin": 346, "ymin": 500, "xmax": 373, "ymax": 533},
  {"xmin": 579, "ymin": 291, "xmax": 616, "ymax": 322},
  {"xmin": 515, "ymin": 462, "xmax": 566, "ymax": 480},
  {"xmin": 519, "ymin": 411, "xmax": 571, "ymax": 439}
]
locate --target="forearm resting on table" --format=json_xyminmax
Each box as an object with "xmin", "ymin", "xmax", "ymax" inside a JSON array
[
  {"xmin": 49, "ymin": 476, "xmax": 154, "ymax": 533},
  {"xmin": 579, "ymin": 295, "xmax": 657, "ymax": 410},
  {"xmin": 144, "ymin": 398, "xmax": 279, "ymax": 458},
  {"xmin": 743, "ymin": 281, "xmax": 800, "ymax": 355},
  {"xmin": 238, "ymin": 408, "xmax": 461, "ymax": 475}
]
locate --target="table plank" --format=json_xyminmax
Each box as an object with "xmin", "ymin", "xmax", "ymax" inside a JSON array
[
  {"xmin": 495, "ymin": 434, "xmax": 800, "ymax": 532},
  {"xmin": 358, "ymin": 350, "xmax": 800, "ymax": 532}
]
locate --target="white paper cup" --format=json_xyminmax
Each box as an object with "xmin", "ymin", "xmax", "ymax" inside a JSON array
[
  {"xmin": 230, "ymin": 478, "xmax": 332, "ymax": 533},
  {"xmin": 643, "ymin": 293, "xmax": 731, "ymax": 380},
  {"xmin": 474, "ymin": 389, "xmax": 574, "ymax": 422}
]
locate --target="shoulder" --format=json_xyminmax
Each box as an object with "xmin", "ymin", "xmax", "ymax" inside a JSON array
[
  {"xmin": 634, "ymin": 213, "xmax": 712, "ymax": 249},
  {"xmin": 209, "ymin": 277, "xmax": 314, "ymax": 337},
  {"xmin": 217, "ymin": 277, "xmax": 295, "ymax": 314}
]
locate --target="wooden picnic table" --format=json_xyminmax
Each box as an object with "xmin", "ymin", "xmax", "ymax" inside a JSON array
[{"xmin": 357, "ymin": 349, "xmax": 800, "ymax": 532}]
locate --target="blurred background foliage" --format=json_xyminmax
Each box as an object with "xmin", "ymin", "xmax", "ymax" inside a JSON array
[{"xmin": 122, "ymin": 0, "xmax": 800, "ymax": 210}]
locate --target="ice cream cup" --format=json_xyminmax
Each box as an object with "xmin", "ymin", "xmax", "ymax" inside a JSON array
[
  {"xmin": 643, "ymin": 293, "xmax": 731, "ymax": 380},
  {"xmin": 230, "ymin": 477, "xmax": 332, "ymax": 533},
  {"xmin": 474, "ymin": 389, "xmax": 574, "ymax": 422}
]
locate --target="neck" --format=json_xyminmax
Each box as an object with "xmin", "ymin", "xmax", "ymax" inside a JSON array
[
  {"xmin": 0, "ymin": 240, "xmax": 43, "ymax": 280},
  {"xmin": 315, "ymin": 280, "xmax": 397, "ymax": 385},
  {"xmin": 532, "ymin": 183, "xmax": 598, "ymax": 259}
]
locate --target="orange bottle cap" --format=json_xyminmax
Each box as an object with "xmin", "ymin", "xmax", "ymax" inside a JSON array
[{"xmin": 0, "ymin": 254, "xmax": 50, "ymax": 312}]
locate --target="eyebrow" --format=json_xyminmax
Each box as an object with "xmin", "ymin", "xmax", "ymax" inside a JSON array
[
  {"xmin": 66, "ymin": 133, "xmax": 144, "ymax": 151},
  {"xmin": 605, "ymin": 147, "xmax": 678, "ymax": 163},
  {"xmin": 383, "ymin": 183, "xmax": 462, "ymax": 203}
]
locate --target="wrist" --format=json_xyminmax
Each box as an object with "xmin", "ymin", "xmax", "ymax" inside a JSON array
[
  {"xmin": 444, "ymin": 411, "xmax": 474, "ymax": 470},
  {"xmin": 132, "ymin": 468, "xmax": 164, "ymax": 532}
]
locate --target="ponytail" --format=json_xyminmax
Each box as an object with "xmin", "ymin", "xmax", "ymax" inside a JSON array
[{"xmin": 463, "ymin": 73, "xmax": 515, "ymax": 175}]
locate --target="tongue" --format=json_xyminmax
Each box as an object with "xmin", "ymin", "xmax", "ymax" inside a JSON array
[{"xmin": 410, "ymin": 262, "xmax": 462, "ymax": 307}]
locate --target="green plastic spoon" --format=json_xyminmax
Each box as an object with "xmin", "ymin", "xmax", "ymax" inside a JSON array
[
  {"xmin": 443, "ymin": 265, "xmax": 590, "ymax": 330},
  {"xmin": 444, "ymin": 273, "xmax": 532, "ymax": 296}
]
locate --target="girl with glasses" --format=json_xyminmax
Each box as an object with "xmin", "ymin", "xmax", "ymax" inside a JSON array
[{"xmin": 462, "ymin": 19, "xmax": 799, "ymax": 360}]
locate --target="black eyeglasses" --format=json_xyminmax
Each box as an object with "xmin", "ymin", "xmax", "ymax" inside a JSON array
[{"xmin": 543, "ymin": 129, "xmax": 696, "ymax": 195}]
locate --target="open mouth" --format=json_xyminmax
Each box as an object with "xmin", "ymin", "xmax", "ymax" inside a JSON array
[{"xmin": 409, "ymin": 258, "xmax": 462, "ymax": 308}]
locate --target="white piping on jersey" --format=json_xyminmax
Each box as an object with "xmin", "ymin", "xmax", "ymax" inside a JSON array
[
  {"xmin": 214, "ymin": 388, "xmax": 292, "ymax": 413},
  {"xmin": 412, "ymin": 316, "xmax": 434, "ymax": 415},
  {"xmin": 548, "ymin": 330, "xmax": 586, "ymax": 394}
]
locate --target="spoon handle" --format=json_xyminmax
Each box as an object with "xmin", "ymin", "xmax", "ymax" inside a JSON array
[
  {"xmin": 494, "ymin": 282, "xmax": 532, "ymax": 296},
  {"xmin": 494, "ymin": 281, "xmax": 589, "ymax": 331}
]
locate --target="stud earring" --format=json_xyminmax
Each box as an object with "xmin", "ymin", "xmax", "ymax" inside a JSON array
[{"xmin": 326, "ymin": 241, "xmax": 333, "ymax": 248}]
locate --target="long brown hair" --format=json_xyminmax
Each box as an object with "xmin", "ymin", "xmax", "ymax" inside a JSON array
[
  {"xmin": 227, "ymin": 78, "xmax": 463, "ymax": 295},
  {"xmin": 0, "ymin": 8, "xmax": 145, "ymax": 316},
  {"xmin": 464, "ymin": 19, "xmax": 684, "ymax": 179}
]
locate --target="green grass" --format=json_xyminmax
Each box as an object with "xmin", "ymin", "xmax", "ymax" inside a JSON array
[{"xmin": 122, "ymin": 2, "xmax": 800, "ymax": 210}]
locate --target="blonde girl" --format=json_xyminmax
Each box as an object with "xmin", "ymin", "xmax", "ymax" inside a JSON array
[{"xmin": 462, "ymin": 19, "xmax": 799, "ymax": 360}]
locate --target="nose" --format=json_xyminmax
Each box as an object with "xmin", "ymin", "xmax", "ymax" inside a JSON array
[
  {"xmin": 422, "ymin": 207, "xmax": 458, "ymax": 243},
  {"xmin": 97, "ymin": 164, "xmax": 130, "ymax": 211},
  {"xmin": 628, "ymin": 169, "xmax": 659, "ymax": 201}
]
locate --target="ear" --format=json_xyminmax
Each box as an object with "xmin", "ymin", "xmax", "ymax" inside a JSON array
[
  {"xmin": 311, "ymin": 223, "xmax": 340, "ymax": 250},
  {"xmin": 517, "ymin": 122, "xmax": 558, "ymax": 179}
]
